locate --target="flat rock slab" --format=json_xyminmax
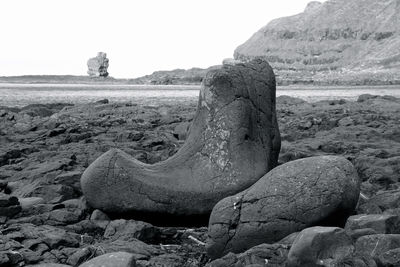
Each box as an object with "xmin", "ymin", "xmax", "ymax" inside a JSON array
[
  {"xmin": 79, "ymin": 252, "xmax": 136, "ymax": 267},
  {"xmin": 207, "ymin": 156, "xmax": 360, "ymax": 259}
]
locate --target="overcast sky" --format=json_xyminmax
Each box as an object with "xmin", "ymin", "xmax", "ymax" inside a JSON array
[{"xmin": 0, "ymin": 0, "xmax": 324, "ymax": 78}]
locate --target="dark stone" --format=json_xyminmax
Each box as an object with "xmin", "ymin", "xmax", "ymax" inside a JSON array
[
  {"xmin": 355, "ymin": 234, "xmax": 400, "ymax": 262},
  {"xmin": 345, "ymin": 214, "xmax": 400, "ymax": 234},
  {"xmin": 90, "ymin": 209, "xmax": 110, "ymax": 221},
  {"xmin": 173, "ymin": 121, "xmax": 191, "ymax": 140},
  {"xmin": 54, "ymin": 171, "xmax": 83, "ymax": 196},
  {"xmin": 66, "ymin": 246, "xmax": 100, "ymax": 266},
  {"xmin": 0, "ymin": 193, "xmax": 19, "ymax": 207},
  {"xmin": 81, "ymin": 58, "xmax": 280, "ymax": 217},
  {"xmin": 377, "ymin": 247, "xmax": 400, "ymax": 267},
  {"xmin": 286, "ymin": 227, "xmax": 354, "ymax": 267},
  {"xmin": 207, "ymin": 156, "xmax": 360, "ymax": 259},
  {"xmin": 206, "ymin": 243, "xmax": 289, "ymax": 267},
  {"xmin": 357, "ymin": 94, "xmax": 378, "ymax": 102},
  {"xmin": 96, "ymin": 99, "xmax": 109, "ymax": 104},
  {"xmin": 103, "ymin": 219, "xmax": 159, "ymax": 243},
  {"xmin": 358, "ymin": 189, "xmax": 400, "ymax": 214}
]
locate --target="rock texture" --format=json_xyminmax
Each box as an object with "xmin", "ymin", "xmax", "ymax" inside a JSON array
[
  {"xmin": 81, "ymin": 58, "xmax": 281, "ymax": 216},
  {"xmin": 79, "ymin": 252, "xmax": 136, "ymax": 267},
  {"xmin": 87, "ymin": 52, "xmax": 109, "ymax": 77},
  {"xmin": 234, "ymin": 0, "xmax": 400, "ymax": 85},
  {"xmin": 286, "ymin": 227, "xmax": 354, "ymax": 267},
  {"xmin": 206, "ymin": 156, "xmax": 360, "ymax": 259},
  {"xmin": 0, "ymin": 91, "xmax": 399, "ymax": 265}
]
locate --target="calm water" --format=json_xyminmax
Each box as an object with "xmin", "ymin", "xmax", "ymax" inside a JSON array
[{"xmin": 0, "ymin": 83, "xmax": 399, "ymax": 107}]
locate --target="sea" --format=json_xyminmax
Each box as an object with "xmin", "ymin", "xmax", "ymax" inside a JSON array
[{"xmin": 1, "ymin": 83, "xmax": 400, "ymax": 107}]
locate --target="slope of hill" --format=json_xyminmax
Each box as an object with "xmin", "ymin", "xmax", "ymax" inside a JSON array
[{"xmin": 234, "ymin": 0, "xmax": 400, "ymax": 85}]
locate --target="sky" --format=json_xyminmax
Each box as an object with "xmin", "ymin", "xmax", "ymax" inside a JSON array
[{"xmin": 0, "ymin": 0, "xmax": 324, "ymax": 78}]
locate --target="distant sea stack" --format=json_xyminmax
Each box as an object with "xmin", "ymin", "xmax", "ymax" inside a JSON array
[
  {"xmin": 87, "ymin": 52, "xmax": 109, "ymax": 77},
  {"xmin": 234, "ymin": 0, "xmax": 400, "ymax": 85}
]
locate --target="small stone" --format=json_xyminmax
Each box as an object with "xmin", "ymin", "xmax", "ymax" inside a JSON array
[
  {"xmin": 286, "ymin": 227, "xmax": 354, "ymax": 267},
  {"xmin": 48, "ymin": 208, "xmax": 82, "ymax": 224},
  {"xmin": 173, "ymin": 122, "xmax": 191, "ymax": 140},
  {"xmin": 26, "ymin": 264, "xmax": 72, "ymax": 267},
  {"xmin": 357, "ymin": 94, "xmax": 377, "ymax": 102},
  {"xmin": 0, "ymin": 193, "xmax": 19, "ymax": 207},
  {"xmin": 90, "ymin": 209, "xmax": 110, "ymax": 221},
  {"xmin": 345, "ymin": 214, "xmax": 400, "ymax": 234},
  {"xmin": 338, "ymin": 116, "xmax": 354, "ymax": 126},
  {"xmin": 358, "ymin": 189, "xmax": 400, "ymax": 213},
  {"xmin": 377, "ymin": 247, "xmax": 400, "ymax": 267},
  {"xmin": 147, "ymin": 254, "xmax": 185, "ymax": 266},
  {"xmin": 348, "ymin": 228, "xmax": 379, "ymax": 241},
  {"xmin": 355, "ymin": 234, "xmax": 400, "ymax": 261},
  {"xmin": 95, "ymin": 99, "xmax": 109, "ymax": 104},
  {"xmin": 66, "ymin": 246, "xmax": 99, "ymax": 266},
  {"xmin": 79, "ymin": 252, "xmax": 136, "ymax": 267},
  {"xmin": 54, "ymin": 171, "xmax": 84, "ymax": 195},
  {"xmin": 104, "ymin": 219, "xmax": 159, "ymax": 243},
  {"xmin": 19, "ymin": 197, "xmax": 45, "ymax": 211},
  {"xmin": 0, "ymin": 205, "xmax": 21, "ymax": 218},
  {"xmin": 207, "ymin": 243, "xmax": 289, "ymax": 267}
]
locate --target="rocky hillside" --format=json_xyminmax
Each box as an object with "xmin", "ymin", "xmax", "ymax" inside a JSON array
[{"xmin": 234, "ymin": 0, "xmax": 400, "ymax": 85}]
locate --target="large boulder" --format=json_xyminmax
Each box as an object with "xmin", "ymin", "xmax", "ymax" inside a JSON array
[
  {"xmin": 206, "ymin": 156, "xmax": 360, "ymax": 259},
  {"xmin": 81, "ymin": 58, "xmax": 281, "ymax": 216},
  {"xmin": 87, "ymin": 52, "xmax": 109, "ymax": 77}
]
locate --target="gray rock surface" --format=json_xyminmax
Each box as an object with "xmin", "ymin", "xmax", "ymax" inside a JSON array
[
  {"xmin": 81, "ymin": 58, "xmax": 281, "ymax": 216},
  {"xmin": 355, "ymin": 234, "xmax": 400, "ymax": 262},
  {"xmin": 206, "ymin": 243, "xmax": 289, "ymax": 267},
  {"xmin": 79, "ymin": 252, "xmax": 136, "ymax": 267},
  {"xmin": 345, "ymin": 214, "xmax": 400, "ymax": 234},
  {"xmin": 87, "ymin": 52, "xmax": 109, "ymax": 77},
  {"xmin": 286, "ymin": 226, "xmax": 354, "ymax": 267},
  {"xmin": 207, "ymin": 156, "xmax": 360, "ymax": 259}
]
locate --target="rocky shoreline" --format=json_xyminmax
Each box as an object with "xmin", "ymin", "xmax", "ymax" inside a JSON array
[{"xmin": 0, "ymin": 92, "xmax": 399, "ymax": 266}]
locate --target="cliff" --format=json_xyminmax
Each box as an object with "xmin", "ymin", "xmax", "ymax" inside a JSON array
[{"xmin": 234, "ymin": 0, "xmax": 400, "ymax": 85}]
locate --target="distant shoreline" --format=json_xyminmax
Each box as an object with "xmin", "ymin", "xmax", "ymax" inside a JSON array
[
  {"xmin": 1, "ymin": 74, "xmax": 400, "ymax": 87},
  {"xmin": 0, "ymin": 83, "xmax": 201, "ymax": 90},
  {"xmin": 0, "ymin": 82, "xmax": 399, "ymax": 91}
]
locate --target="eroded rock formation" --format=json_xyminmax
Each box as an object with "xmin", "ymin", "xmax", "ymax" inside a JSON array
[
  {"xmin": 81, "ymin": 58, "xmax": 281, "ymax": 217},
  {"xmin": 206, "ymin": 156, "xmax": 360, "ymax": 259},
  {"xmin": 87, "ymin": 52, "xmax": 109, "ymax": 77}
]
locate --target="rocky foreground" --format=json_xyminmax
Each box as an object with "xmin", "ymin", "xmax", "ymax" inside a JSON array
[{"xmin": 0, "ymin": 93, "xmax": 399, "ymax": 266}]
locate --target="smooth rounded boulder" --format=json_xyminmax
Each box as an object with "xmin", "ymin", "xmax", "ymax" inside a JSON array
[
  {"xmin": 206, "ymin": 156, "xmax": 360, "ymax": 259},
  {"xmin": 81, "ymin": 58, "xmax": 281, "ymax": 216}
]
